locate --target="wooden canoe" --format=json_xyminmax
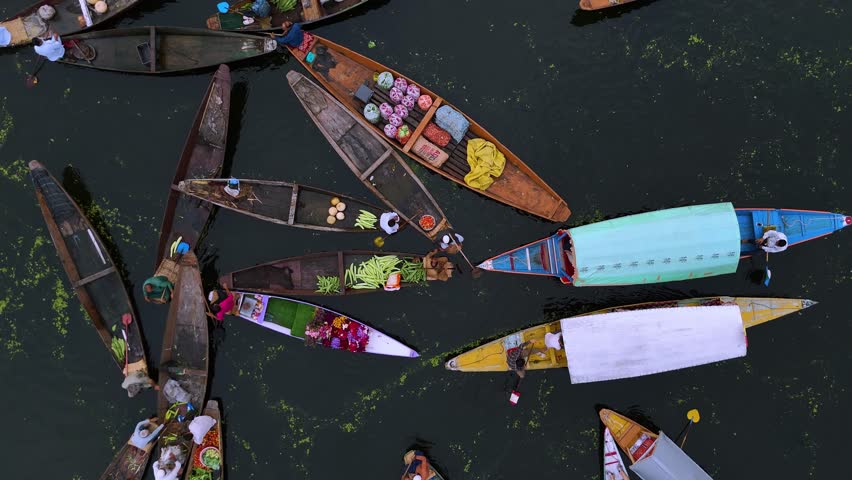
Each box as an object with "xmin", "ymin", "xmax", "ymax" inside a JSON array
[
  {"xmin": 736, "ymin": 208, "xmax": 851, "ymax": 257},
  {"xmin": 0, "ymin": 0, "xmax": 142, "ymax": 48},
  {"xmin": 176, "ymin": 178, "xmax": 390, "ymax": 233},
  {"xmin": 579, "ymin": 0, "xmax": 640, "ymax": 11},
  {"xmin": 288, "ymin": 71, "xmax": 451, "ymax": 241},
  {"xmin": 99, "ymin": 419, "xmax": 160, "ymax": 480},
  {"xmin": 229, "ymin": 291, "xmax": 418, "ymax": 357},
  {"xmin": 57, "ymin": 26, "xmax": 277, "ymax": 74},
  {"xmin": 402, "ymin": 450, "xmax": 446, "ymax": 480},
  {"xmin": 28, "ymin": 160, "xmax": 151, "ymax": 394},
  {"xmin": 444, "ymin": 296, "xmax": 815, "ymax": 372},
  {"xmin": 599, "ymin": 409, "xmax": 657, "ymax": 464},
  {"xmin": 186, "ymin": 400, "xmax": 224, "ymax": 479},
  {"xmin": 155, "ymin": 65, "xmax": 232, "ymax": 271},
  {"xmin": 219, "ymin": 250, "xmax": 429, "ymax": 296},
  {"xmin": 603, "ymin": 427, "xmax": 630, "ymax": 480},
  {"xmin": 206, "ymin": 0, "xmax": 369, "ymax": 32},
  {"xmin": 288, "ymin": 36, "xmax": 570, "ymax": 222},
  {"xmin": 156, "ymin": 252, "xmax": 209, "ymax": 476}
]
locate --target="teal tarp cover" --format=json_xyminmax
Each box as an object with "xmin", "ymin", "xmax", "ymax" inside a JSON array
[
  {"xmin": 569, "ymin": 203, "xmax": 740, "ymax": 286},
  {"xmin": 630, "ymin": 433, "xmax": 713, "ymax": 480}
]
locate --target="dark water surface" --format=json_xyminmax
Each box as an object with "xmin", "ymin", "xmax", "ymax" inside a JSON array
[{"xmin": 1, "ymin": 1, "xmax": 850, "ymax": 478}]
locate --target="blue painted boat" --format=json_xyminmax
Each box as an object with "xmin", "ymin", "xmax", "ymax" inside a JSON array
[{"xmin": 478, "ymin": 203, "xmax": 850, "ymax": 286}]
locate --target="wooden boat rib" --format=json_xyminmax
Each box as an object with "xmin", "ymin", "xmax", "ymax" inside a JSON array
[
  {"xmin": 444, "ymin": 296, "xmax": 815, "ymax": 372},
  {"xmin": 206, "ymin": 0, "xmax": 369, "ymax": 32},
  {"xmin": 156, "ymin": 252, "xmax": 209, "ymax": 477},
  {"xmin": 99, "ymin": 420, "xmax": 160, "ymax": 480},
  {"xmin": 580, "ymin": 0, "xmax": 640, "ymax": 11},
  {"xmin": 230, "ymin": 291, "xmax": 418, "ymax": 357},
  {"xmin": 186, "ymin": 400, "xmax": 224, "ymax": 479},
  {"xmin": 28, "ymin": 160, "xmax": 150, "ymax": 394},
  {"xmin": 58, "ymin": 27, "xmax": 277, "ymax": 74},
  {"xmin": 1, "ymin": 0, "xmax": 142, "ymax": 48},
  {"xmin": 288, "ymin": 35, "xmax": 570, "ymax": 222},
  {"xmin": 156, "ymin": 65, "xmax": 232, "ymax": 270},
  {"xmin": 288, "ymin": 71, "xmax": 451, "ymax": 241},
  {"xmin": 478, "ymin": 203, "xmax": 850, "ymax": 285},
  {"xmin": 220, "ymin": 250, "xmax": 428, "ymax": 296},
  {"xmin": 177, "ymin": 178, "xmax": 390, "ymax": 233},
  {"xmin": 599, "ymin": 409, "xmax": 658, "ymax": 464}
]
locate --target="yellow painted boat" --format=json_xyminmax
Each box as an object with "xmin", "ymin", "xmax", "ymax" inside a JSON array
[
  {"xmin": 600, "ymin": 409, "xmax": 658, "ymax": 464},
  {"xmin": 445, "ymin": 297, "xmax": 814, "ymax": 373}
]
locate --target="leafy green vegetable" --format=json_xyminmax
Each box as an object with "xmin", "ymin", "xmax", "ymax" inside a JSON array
[
  {"xmin": 189, "ymin": 467, "xmax": 213, "ymax": 480},
  {"xmin": 202, "ymin": 448, "xmax": 222, "ymax": 469},
  {"xmin": 271, "ymin": 0, "xmax": 298, "ymax": 12}
]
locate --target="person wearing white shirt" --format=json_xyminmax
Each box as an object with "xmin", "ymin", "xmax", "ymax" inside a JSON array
[
  {"xmin": 33, "ymin": 33, "xmax": 65, "ymax": 61},
  {"xmin": 758, "ymin": 230, "xmax": 789, "ymax": 253}
]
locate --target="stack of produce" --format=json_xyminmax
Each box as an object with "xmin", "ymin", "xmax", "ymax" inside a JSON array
[
  {"xmin": 362, "ymin": 71, "xmax": 433, "ymax": 146},
  {"xmin": 305, "ymin": 312, "xmax": 370, "ymax": 352},
  {"xmin": 188, "ymin": 427, "xmax": 221, "ymax": 480},
  {"xmin": 344, "ymin": 255, "xmax": 427, "ymax": 290},
  {"xmin": 355, "ymin": 210, "xmax": 377, "ymax": 229},
  {"xmin": 325, "ymin": 197, "xmax": 347, "ymax": 225}
]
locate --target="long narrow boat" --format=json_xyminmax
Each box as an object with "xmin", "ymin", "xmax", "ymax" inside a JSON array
[
  {"xmin": 99, "ymin": 419, "xmax": 160, "ymax": 480},
  {"xmin": 288, "ymin": 71, "xmax": 451, "ymax": 241},
  {"xmin": 156, "ymin": 252, "xmax": 209, "ymax": 478},
  {"xmin": 288, "ymin": 36, "xmax": 570, "ymax": 222},
  {"xmin": 57, "ymin": 27, "xmax": 276, "ymax": 74},
  {"xmin": 28, "ymin": 160, "xmax": 151, "ymax": 396},
  {"xmin": 176, "ymin": 178, "xmax": 389, "ymax": 233},
  {"xmin": 603, "ymin": 427, "xmax": 629, "ymax": 480},
  {"xmin": 229, "ymin": 291, "xmax": 418, "ymax": 357},
  {"xmin": 580, "ymin": 0, "xmax": 640, "ymax": 11},
  {"xmin": 220, "ymin": 250, "xmax": 430, "ymax": 296},
  {"xmin": 155, "ymin": 66, "xmax": 232, "ymax": 271},
  {"xmin": 186, "ymin": 400, "xmax": 224, "ymax": 479},
  {"xmin": 478, "ymin": 203, "xmax": 850, "ymax": 285},
  {"xmin": 206, "ymin": 0, "xmax": 369, "ymax": 32},
  {"xmin": 445, "ymin": 296, "xmax": 815, "ymax": 379},
  {"xmin": 600, "ymin": 409, "xmax": 713, "ymax": 479},
  {"xmin": 0, "ymin": 0, "xmax": 142, "ymax": 48},
  {"xmin": 402, "ymin": 450, "xmax": 446, "ymax": 480}
]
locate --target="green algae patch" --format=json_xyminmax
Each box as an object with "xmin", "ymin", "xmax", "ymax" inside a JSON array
[
  {"xmin": 0, "ymin": 97, "xmax": 13, "ymax": 147},
  {"xmin": 50, "ymin": 277, "xmax": 71, "ymax": 337},
  {"xmin": 0, "ymin": 158, "xmax": 28, "ymax": 185}
]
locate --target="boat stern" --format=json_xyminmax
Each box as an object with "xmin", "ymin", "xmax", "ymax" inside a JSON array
[
  {"xmin": 736, "ymin": 297, "xmax": 818, "ymax": 329},
  {"xmin": 445, "ymin": 357, "xmax": 460, "ymax": 371}
]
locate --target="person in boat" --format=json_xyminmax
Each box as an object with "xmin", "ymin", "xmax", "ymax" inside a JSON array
[
  {"xmin": 129, "ymin": 418, "xmax": 164, "ymax": 450},
  {"xmin": 32, "ymin": 33, "xmax": 65, "ymax": 62},
  {"xmin": 423, "ymin": 250, "xmax": 454, "ymax": 282},
  {"xmin": 224, "ymin": 177, "xmax": 241, "ymax": 197},
  {"xmin": 380, "ymin": 212, "xmax": 400, "ymax": 235},
  {"xmin": 757, "ymin": 230, "xmax": 789, "ymax": 253},
  {"xmin": 402, "ymin": 451, "xmax": 434, "ymax": 480},
  {"xmin": 275, "ymin": 21, "xmax": 305, "ymax": 48},
  {"xmin": 143, "ymin": 275, "xmax": 174, "ymax": 303},
  {"xmin": 439, "ymin": 233, "xmax": 465, "ymax": 255},
  {"xmin": 207, "ymin": 286, "xmax": 236, "ymax": 322},
  {"xmin": 506, "ymin": 341, "xmax": 546, "ymax": 378},
  {"xmin": 544, "ymin": 332, "xmax": 563, "ymax": 351}
]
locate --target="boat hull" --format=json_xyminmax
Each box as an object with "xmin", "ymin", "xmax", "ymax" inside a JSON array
[
  {"xmin": 444, "ymin": 297, "xmax": 813, "ymax": 372},
  {"xmin": 156, "ymin": 66, "xmax": 232, "ymax": 270},
  {"xmin": 206, "ymin": 0, "xmax": 369, "ymax": 31},
  {"xmin": 231, "ymin": 291, "xmax": 418, "ymax": 357},
  {"xmin": 736, "ymin": 208, "xmax": 850, "ymax": 257},
  {"xmin": 186, "ymin": 400, "xmax": 224, "ymax": 479}
]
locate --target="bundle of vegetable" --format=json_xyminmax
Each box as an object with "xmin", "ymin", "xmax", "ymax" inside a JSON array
[
  {"xmin": 345, "ymin": 255, "xmax": 400, "ymax": 289},
  {"xmin": 316, "ymin": 275, "xmax": 341, "ymax": 295},
  {"xmin": 110, "ymin": 336, "xmax": 126, "ymax": 363},
  {"xmin": 400, "ymin": 259, "xmax": 427, "ymax": 284},
  {"xmin": 355, "ymin": 210, "xmax": 378, "ymax": 229},
  {"xmin": 271, "ymin": 0, "xmax": 298, "ymax": 12}
]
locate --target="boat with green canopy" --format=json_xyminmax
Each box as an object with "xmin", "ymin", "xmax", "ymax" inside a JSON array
[{"xmin": 478, "ymin": 203, "xmax": 850, "ymax": 285}]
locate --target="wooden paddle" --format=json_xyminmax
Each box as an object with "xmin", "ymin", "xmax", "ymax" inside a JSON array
[
  {"xmin": 25, "ymin": 56, "xmax": 46, "ymax": 88},
  {"xmin": 676, "ymin": 409, "xmax": 701, "ymax": 448},
  {"xmin": 448, "ymin": 234, "xmax": 482, "ymax": 278}
]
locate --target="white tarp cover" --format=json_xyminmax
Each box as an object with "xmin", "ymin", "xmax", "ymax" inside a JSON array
[
  {"xmin": 631, "ymin": 433, "xmax": 713, "ymax": 480},
  {"xmin": 561, "ymin": 305, "xmax": 746, "ymax": 384}
]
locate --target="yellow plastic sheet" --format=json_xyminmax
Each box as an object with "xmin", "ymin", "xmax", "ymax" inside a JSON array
[{"xmin": 464, "ymin": 138, "xmax": 506, "ymax": 190}]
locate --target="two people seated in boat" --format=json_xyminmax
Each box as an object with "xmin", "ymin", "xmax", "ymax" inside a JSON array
[
  {"xmin": 758, "ymin": 230, "xmax": 788, "ymax": 253},
  {"xmin": 439, "ymin": 233, "xmax": 464, "ymax": 255},
  {"xmin": 207, "ymin": 286, "xmax": 236, "ymax": 322},
  {"xmin": 402, "ymin": 451, "xmax": 437, "ymax": 480},
  {"xmin": 129, "ymin": 417, "xmax": 164, "ymax": 451}
]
